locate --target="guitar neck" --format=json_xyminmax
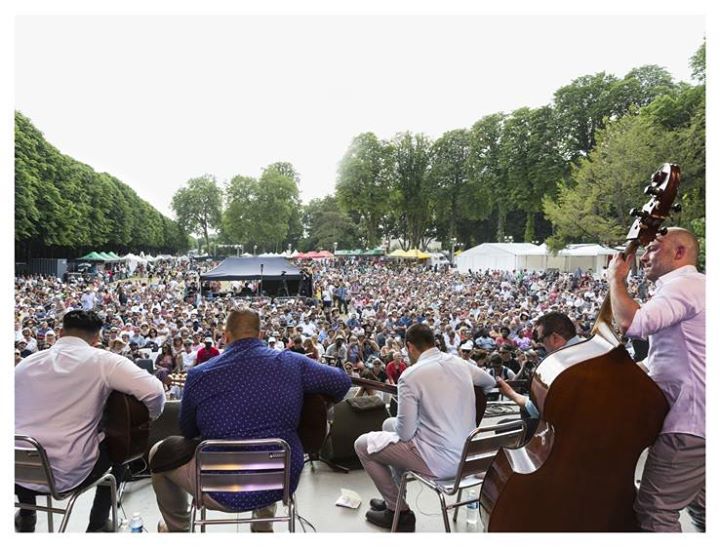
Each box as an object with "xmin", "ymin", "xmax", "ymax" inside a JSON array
[{"xmin": 351, "ymin": 376, "xmax": 398, "ymax": 395}]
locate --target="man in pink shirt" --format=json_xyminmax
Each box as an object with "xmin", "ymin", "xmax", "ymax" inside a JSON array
[{"xmin": 608, "ymin": 228, "xmax": 705, "ymax": 532}]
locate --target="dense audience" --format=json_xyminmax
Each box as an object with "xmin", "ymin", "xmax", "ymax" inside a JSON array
[{"xmin": 14, "ymin": 256, "xmax": 653, "ymax": 392}]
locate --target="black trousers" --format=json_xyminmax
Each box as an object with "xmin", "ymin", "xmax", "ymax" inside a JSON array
[{"xmin": 15, "ymin": 439, "xmax": 125, "ymax": 531}]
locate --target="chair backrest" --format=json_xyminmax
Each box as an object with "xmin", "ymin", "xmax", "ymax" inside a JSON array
[
  {"xmin": 193, "ymin": 439, "xmax": 291, "ymax": 510},
  {"xmin": 452, "ymin": 420, "xmax": 527, "ymax": 491},
  {"xmin": 15, "ymin": 435, "xmax": 61, "ymax": 498}
]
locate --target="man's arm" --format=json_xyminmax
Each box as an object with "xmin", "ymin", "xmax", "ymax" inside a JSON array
[
  {"xmin": 104, "ymin": 353, "xmax": 165, "ymax": 419},
  {"xmin": 300, "ymin": 354, "xmax": 351, "ymax": 402},
  {"xmin": 178, "ymin": 368, "xmax": 201, "ymax": 438},
  {"xmin": 393, "ymin": 375, "xmax": 418, "ymax": 442},
  {"xmin": 496, "ymin": 377, "xmax": 539, "ymax": 419},
  {"xmin": 606, "ymin": 253, "xmax": 640, "ymax": 334}
]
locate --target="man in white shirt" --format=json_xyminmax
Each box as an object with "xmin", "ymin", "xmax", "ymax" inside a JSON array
[
  {"xmin": 607, "ymin": 228, "xmax": 705, "ymax": 532},
  {"xmin": 181, "ymin": 339, "xmax": 197, "ymax": 371},
  {"xmin": 354, "ymin": 323, "xmax": 496, "ymax": 532},
  {"xmin": 15, "ymin": 310, "xmax": 165, "ymax": 533}
]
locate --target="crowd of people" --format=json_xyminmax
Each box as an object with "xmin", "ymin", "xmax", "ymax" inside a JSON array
[
  {"xmin": 14, "ymin": 257, "xmax": 651, "ymax": 385},
  {"xmin": 14, "ymin": 229, "xmax": 704, "ymax": 533}
]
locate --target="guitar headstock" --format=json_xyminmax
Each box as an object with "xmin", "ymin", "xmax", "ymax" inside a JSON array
[{"xmin": 626, "ymin": 163, "xmax": 681, "ymax": 246}]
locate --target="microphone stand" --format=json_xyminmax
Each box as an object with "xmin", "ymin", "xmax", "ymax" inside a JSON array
[{"xmin": 259, "ymin": 263, "xmax": 264, "ymax": 297}]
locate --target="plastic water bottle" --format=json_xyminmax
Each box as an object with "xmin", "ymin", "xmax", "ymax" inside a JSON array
[
  {"xmin": 465, "ymin": 489, "xmax": 479, "ymax": 528},
  {"xmin": 129, "ymin": 512, "xmax": 144, "ymax": 533}
]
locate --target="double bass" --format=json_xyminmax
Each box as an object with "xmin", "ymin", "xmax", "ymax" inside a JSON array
[{"xmin": 480, "ymin": 164, "xmax": 680, "ymax": 531}]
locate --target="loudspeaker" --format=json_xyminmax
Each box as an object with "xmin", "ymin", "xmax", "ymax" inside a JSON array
[{"xmin": 320, "ymin": 396, "xmax": 389, "ymax": 469}]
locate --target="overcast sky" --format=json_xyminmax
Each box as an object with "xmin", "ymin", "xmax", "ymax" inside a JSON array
[{"xmin": 14, "ymin": 14, "xmax": 705, "ymax": 218}]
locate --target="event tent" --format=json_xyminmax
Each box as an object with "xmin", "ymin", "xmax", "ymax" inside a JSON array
[
  {"xmin": 388, "ymin": 248, "xmax": 431, "ymax": 259},
  {"xmin": 456, "ymin": 242, "xmax": 616, "ymax": 274},
  {"xmin": 200, "ymin": 257, "xmax": 302, "ymax": 281},
  {"xmin": 455, "ymin": 243, "xmax": 546, "ymax": 273}
]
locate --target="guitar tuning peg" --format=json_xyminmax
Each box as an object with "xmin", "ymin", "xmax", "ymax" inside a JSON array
[
  {"xmin": 671, "ymin": 203, "xmax": 682, "ymax": 213},
  {"xmin": 658, "ymin": 227, "xmax": 668, "ymax": 236}
]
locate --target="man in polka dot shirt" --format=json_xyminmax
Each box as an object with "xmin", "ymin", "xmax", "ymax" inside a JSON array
[{"xmin": 150, "ymin": 308, "xmax": 351, "ymax": 532}]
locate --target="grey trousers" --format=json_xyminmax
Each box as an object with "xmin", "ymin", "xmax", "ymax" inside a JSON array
[
  {"xmin": 354, "ymin": 418, "xmax": 436, "ymax": 513},
  {"xmin": 149, "ymin": 441, "xmax": 276, "ymax": 532},
  {"xmin": 635, "ymin": 433, "xmax": 705, "ymax": 532}
]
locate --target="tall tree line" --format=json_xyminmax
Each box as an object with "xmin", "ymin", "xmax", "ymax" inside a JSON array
[
  {"xmin": 15, "ymin": 112, "xmax": 190, "ymax": 261},
  {"xmin": 335, "ymin": 42, "xmax": 705, "ymax": 254}
]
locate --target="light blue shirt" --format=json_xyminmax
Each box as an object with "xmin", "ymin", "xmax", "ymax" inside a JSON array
[{"xmin": 394, "ymin": 348, "xmax": 496, "ymax": 478}]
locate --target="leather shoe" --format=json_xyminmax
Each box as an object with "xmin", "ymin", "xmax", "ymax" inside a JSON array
[
  {"xmin": 365, "ymin": 508, "xmax": 416, "ymax": 532},
  {"xmin": 15, "ymin": 511, "xmax": 36, "ymax": 533},
  {"xmin": 369, "ymin": 498, "xmax": 387, "ymax": 511},
  {"xmin": 87, "ymin": 519, "xmax": 116, "ymax": 532}
]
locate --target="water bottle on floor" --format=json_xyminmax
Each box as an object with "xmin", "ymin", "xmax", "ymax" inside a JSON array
[
  {"xmin": 465, "ymin": 488, "xmax": 479, "ymax": 528},
  {"xmin": 129, "ymin": 512, "xmax": 144, "ymax": 533}
]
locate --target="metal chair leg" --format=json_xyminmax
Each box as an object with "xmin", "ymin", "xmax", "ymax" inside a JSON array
[
  {"xmin": 453, "ymin": 488, "xmax": 463, "ymax": 522},
  {"xmin": 107, "ymin": 475, "xmax": 118, "ymax": 532},
  {"xmin": 289, "ymin": 498, "xmax": 296, "ymax": 533},
  {"xmin": 46, "ymin": 495, "xmax": 54, "ymax": 533},
  {"xmin": 58, "ymin": 492, "xmax": 80, "ymax": 532},
  {"xmin": 438, "ymin": 491, "xmax": 451, "ymax": 532},
  {"xmin": 391, "ymin": 473, "xmax": 409, "ymax": 533},
  {"xmin": 200, "ymin": 506, "xmax": 206, "ymax": 533},
  {"xmin": 189, "ymin": 506, "xmax": 196, "ymax": 532}
]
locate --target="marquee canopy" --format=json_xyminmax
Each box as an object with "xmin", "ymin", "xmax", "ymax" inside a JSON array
[{"xmin": 200, "ymin": 257, "xmax": 302, "ymax": 281}]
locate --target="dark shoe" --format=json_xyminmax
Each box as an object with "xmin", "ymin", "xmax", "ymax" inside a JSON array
[
  {"xmin": 15, "ymin": 511, "xmax": 36, "ymax": 533},
  {"xmin": 86, "ymin": 519, "xmax": 116, "ymax": 532},
  {"xmin": 365, "ymin": 508, "xmax": 415, "ymax": 532},
  {"xmin": 369, "ymin": 498, "xmax": 387, "ymax": 511}
]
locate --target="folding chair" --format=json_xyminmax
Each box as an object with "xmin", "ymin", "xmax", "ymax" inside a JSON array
[
  {"xmin": 391, "ymin": 420, "xmax": 526, "ymax": 533},
  {"xmin": 190, "ymin": 438, "xmax": 296, "ymax": 532},
  {"xmin": 15, "ymin": 435, "xmax": 118, "ymax": 533}
]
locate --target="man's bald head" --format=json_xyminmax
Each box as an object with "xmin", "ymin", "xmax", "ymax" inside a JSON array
[
  {"xmin": 225, "ymin": 308, "xmax": 261, "ymax": 343},
  {"xmin": 663, "ymin": 227, "xmax": 699, "ymax": 266},
  {"xmin": 640, "ymin": 227, "xmax": 700, "ymax": 281}
]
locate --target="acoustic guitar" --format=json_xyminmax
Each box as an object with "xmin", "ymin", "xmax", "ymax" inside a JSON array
[{"xmin": 103, "ymin": 391, "xmax": 151, "ymax": 464}]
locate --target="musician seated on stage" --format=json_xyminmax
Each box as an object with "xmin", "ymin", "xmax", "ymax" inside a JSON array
[
  {"xmin": 149, "ymin": 308, "xmax": 351, "ymax": 532},
  {"xmin": 496, "ymin": 311, "xmax": 584, "ymax": 420},
  {"xmin": 354, "ymin": 323, "xmax": 496, "ymax": 532},
  {"xmin": 15, "ymin": 310, "xmax": 165, "ymax": 533}
]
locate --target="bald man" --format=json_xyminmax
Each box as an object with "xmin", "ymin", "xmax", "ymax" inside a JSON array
[
  {"xmin": 150, "ymin": 308, "xmax": 351, "ymax": 532},
  {"xmin": 607, "ymin": 227, "xmax": 705, "ymax": 532}
]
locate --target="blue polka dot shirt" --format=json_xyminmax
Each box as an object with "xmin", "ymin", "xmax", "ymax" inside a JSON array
[{"xmin": 179, "ymin": 338, "xmax": 351, "ymax": 511}]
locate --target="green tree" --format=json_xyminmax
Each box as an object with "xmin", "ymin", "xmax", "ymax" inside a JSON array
[
  {"xmin": 386, "ymin": 132, "xmax": 433, "ymax": 250},
  {"xmin": 300, "ymin": 195, "xmax": 361, "ymax": 251},
  {"xmin": 427, "ymin": 129, "xmax": 475, "ymax": 247},
  {"xmin": 336, "ymin": 132, "xmax": 391, "ymax": 247},
  {"xmin": 467, "ymin": 113, "xmax": 507, "ymax": 241},
  {"xmin": 553, "ymin": 72, "xmax": 619, "ymax": 158},
  {"xmin": 171, "ymin": 175, "xmax": 223, "ymax": 253},
  {"xmin": 690, "ymin": 39, "xmax": 705, "ymax": 83},
  {"xmin": 543, "ymin": 111, "xmax": 674, "ymax": 250}
]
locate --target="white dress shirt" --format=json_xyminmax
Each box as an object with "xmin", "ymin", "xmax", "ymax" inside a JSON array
[
  {"xmin": 15, "ymin": 336, "xmax": 165, "ymax": 492},
  {"xmin": 626, "ymin": 265, "xmax": 705, "ymax": 438},
  {"xmin": 394, "ymin": 348, "xmax": 496, "ymax": 478}
]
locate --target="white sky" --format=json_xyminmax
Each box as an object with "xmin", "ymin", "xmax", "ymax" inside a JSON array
[{"xmin": 13, "ymin": 11, "xmax": 705, "ymax": 218}]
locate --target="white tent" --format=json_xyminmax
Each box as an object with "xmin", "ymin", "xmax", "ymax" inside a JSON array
[
  {"xmin": 455, "ymin": 243, "xmax": 545, "ymax": 273},
  {"xmin": 456, "ymin": 242, "xmax": 616, "ymax": 275},
  {"xmin": 546, "ymin": 244, "xmax": 617, "ymax": 275}
]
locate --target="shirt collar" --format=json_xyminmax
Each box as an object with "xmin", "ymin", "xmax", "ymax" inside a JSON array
[
  {"xmin": 656, "ymin": 265, "xmax": 698, "ymax": 289},
  {"xmin": 55, "ymin": 335, "xmax": 91, "ymax": 347},
  {"xmin": 418, "ymin": 347, "xmax": 441, "ymax": 361}
]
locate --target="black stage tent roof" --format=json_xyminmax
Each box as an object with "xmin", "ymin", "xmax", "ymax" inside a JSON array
[{"xmin": 199, "ymin": 257, "xmax": 302, "ymax": 281}]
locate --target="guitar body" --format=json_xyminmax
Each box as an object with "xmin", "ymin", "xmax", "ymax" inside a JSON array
[{"xmin": 103, "ymin": 391, "xmax": 151, "ymax": 464}]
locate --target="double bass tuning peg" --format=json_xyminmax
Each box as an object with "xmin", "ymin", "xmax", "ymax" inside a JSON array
[
  {"xmin": 629, "ymin": 208, "xmax": 645, "ymax": 218},
  {"xmin": 658, "ymin": 227, "xmax": 668, "ymax": 236},
  {"xmin": 644, "ymin": 184, "xmax": 661, "ymax": 196},
  {"xmin": 671, "ymin": 203, "xmax": 682, "ymax": 213}
]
